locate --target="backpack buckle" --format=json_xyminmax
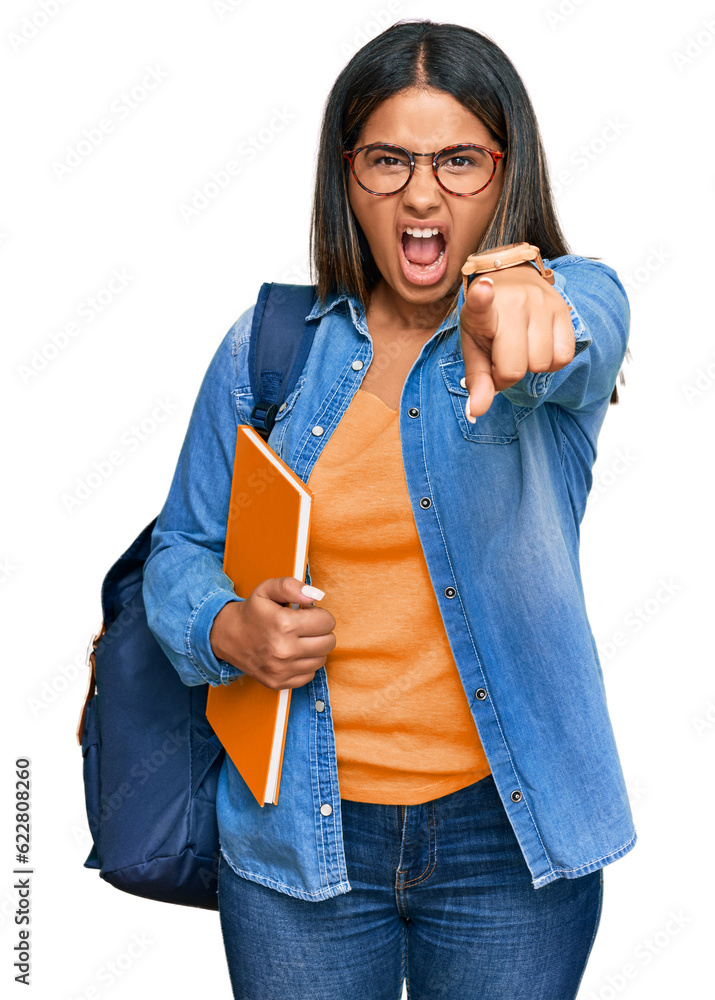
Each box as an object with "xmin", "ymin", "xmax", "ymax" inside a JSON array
[{"xmin": 251, "ymin": 400, "xmax": 278, "ymax": 438}]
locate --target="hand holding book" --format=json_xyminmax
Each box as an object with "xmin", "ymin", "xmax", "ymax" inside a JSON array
[{"xmin": 210, "ymin": 577, "xmax": 336, "ymax": 691}]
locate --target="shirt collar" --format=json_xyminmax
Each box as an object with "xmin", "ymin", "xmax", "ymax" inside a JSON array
[
  {"xmin": 306, "ymin": 289, "xmax": 361, "ymax": 321},
  {"xmin": 306, "ymin": 287, "xmax": 462, "ymax": 339}
]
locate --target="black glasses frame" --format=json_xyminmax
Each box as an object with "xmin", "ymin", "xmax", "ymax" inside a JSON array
[{"xmin": 343, "ymin": 142, "xmax": 506, "ymax": 198}]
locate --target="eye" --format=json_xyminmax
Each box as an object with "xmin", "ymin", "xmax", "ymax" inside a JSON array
[
  {"xmin": 444, "ymin": 155, "xmax": 474, "ymax": 169},
  {"xmin": 362, "ymin": 146, "xmax": 410, "ymax": 170},
  {"xmin": 437, "ymin": 146, "xmax": 490, "ymax": 170}
]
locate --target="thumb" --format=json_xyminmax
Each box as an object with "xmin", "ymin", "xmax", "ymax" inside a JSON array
[
  {"xmin": 460, "ymin": 277, "xmax": 498, "ymax": 418},
  {"xmin": 254, "ymin": 576, "xmax": 325, "ymax": 608},
  {"xmin": 461, "ymin": 275, "xmax": 499, "ymax": 340}
]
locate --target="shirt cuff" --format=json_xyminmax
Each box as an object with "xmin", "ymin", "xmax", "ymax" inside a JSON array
[{"xmin": 185, "ymin": 589, "xmax": 246, "ymax": 686}]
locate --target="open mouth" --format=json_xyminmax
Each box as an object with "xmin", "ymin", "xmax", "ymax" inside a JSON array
[
  {"xmin": 399, "ymin": 229, "xmax": 448, "ymax": 284},
  {"xmin": 401, "ymin": 230, "xmax": 446, "ymax": 268}
]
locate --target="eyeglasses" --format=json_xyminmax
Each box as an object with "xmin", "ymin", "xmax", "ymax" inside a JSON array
[{"xmin": 343, "ymin": 142, "xmax": 505, "ymax": 197}]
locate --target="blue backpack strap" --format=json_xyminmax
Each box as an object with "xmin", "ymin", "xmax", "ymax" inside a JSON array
[{"xmin": 248, "ymin": 283, "xmax": 318, "ymax": 440}]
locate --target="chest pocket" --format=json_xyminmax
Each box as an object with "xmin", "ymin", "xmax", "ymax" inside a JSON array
[{"xmin": 440, "ymin": 358, "xmax": 523, "ymax": 444}]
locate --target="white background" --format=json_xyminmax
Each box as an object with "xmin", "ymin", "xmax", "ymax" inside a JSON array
[{"xmin": 2, "ymin": 1, "xmax": 714, "ymax": 998}]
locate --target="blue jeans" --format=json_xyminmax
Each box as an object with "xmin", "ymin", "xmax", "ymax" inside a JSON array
[{"xmin": 218, "ymin": 773, "xmax": 603, "ymax": 999}]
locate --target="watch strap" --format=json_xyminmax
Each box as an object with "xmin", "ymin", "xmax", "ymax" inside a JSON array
[{"xmin": 461, "ymin": 242, "xmax": 555, "ymax": 297}]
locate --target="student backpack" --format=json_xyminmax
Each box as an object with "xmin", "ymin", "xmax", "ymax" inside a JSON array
[{"xmin": 76, "ymin": 283, "xmax": 318, "ymax": 909}]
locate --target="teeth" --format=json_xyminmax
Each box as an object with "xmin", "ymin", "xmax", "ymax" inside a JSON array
[{"xmin": 404, "ymin": 226, "xmax": 441, "ymax": 238}]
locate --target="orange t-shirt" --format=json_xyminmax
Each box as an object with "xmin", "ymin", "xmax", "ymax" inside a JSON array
[{"xmin": 305, "ymin": 387, "xmax": 492, "ymax": 805}]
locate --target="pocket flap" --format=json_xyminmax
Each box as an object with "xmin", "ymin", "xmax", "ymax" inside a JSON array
[{"xmin": 440, "ymin": 359, "xmax": 521, "ymax": 443}]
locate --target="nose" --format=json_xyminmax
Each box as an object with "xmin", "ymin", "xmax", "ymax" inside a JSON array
[{"xmin": 402, "ymin": 160, "xmax": 443, "ymax": 211}]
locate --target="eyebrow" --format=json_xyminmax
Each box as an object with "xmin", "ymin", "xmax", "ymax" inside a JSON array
[{"xmin": 358, "ymin": 141, "xmax": 495, "ymax": 151}]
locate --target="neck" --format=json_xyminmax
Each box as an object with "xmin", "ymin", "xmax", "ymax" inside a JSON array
[{"xmin": 367, "ymin": 278, "xmax": 458, "ymax": 333}]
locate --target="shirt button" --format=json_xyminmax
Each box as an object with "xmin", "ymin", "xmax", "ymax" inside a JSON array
[
  {"xmin": 419, "ymin": 497, "xmax": 431, "ymax": 509},
  {"xmin": 475, "ymin": 688, "xmax": 487, "ymax": 700},
  {"xmin": 510, "ymin": 790, "xmax": 522, "ymax": 803},
  {"xmin": 315, "ymin": 700, "xmax": 325, "ymax": 713},
  {"xmin": 278, "ymin": 402, "xmax": 287, "ymax": 412},
  {"xmin": 351, "ymin": 360, "xmax": 364, "ymax": 370},
  {"xmin": 460, "ymin": 377, "xmax": 467, "ymax": 388},
  {"xmin": 444, "ymin": 587, "xmax": 456, "ymax": 599},
  {"xmin": 311, "ymin": 426, "xmax": 324, "ymax": 436},
  {"xmin": 408, "ymin": 407, "xmax": 420, "ymax": 418},
  {"xmin": 320, "ymin": 803, "xmax": 333, "ymax": 816}
]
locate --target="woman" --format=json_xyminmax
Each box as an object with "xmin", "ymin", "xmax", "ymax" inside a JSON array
[{"xmin": 143, "ymin": 19, "xmax": 636, "ymax": 1000}]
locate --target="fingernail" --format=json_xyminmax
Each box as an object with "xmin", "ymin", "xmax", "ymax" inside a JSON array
[
  {"xmin": 478, "ymin": 276, "xmax": 494, "ymax": 287},
  {"xmin": 465, "ymin": 397, "xmax": 476, "ymax": 424},
  {"xmin": 301, "ymin": 584, "xmax": 325, "ymax": 600}
]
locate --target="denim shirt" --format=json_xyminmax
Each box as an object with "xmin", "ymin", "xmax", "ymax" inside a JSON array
[{"xmin": 143, "ymin": 255, "xmax": 637, "ymax": 899}]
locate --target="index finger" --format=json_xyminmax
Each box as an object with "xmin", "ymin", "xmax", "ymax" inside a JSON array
[
  {"xmin": 292, "ymin": 604, "xmax": 337, "ymax": 635},
  {"xmin": 462, "ymin": 334, "xmax": 497, "ymax": 419}
]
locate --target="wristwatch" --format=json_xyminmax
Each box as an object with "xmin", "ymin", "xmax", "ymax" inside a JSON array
[{"xmin": 461, "ymin": 242, "xmax": 555, "ymax": 298}]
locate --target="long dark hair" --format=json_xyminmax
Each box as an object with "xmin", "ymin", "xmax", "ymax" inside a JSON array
[{"xmin": 309, "ymin": 19, "xmax": 627, "ymax": 404}]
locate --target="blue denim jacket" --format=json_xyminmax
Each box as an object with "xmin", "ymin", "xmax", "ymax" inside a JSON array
[{"xmin": 143, "ymin": 255, "xmax": 637, "ymax": 898}]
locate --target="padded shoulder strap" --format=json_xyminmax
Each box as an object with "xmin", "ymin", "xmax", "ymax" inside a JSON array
[{"xmin": 248, "ymin": 283, "xmax": 318, "ymax": 440}]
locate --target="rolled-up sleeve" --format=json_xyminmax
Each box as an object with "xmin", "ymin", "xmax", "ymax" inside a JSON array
[{"xmin": 142, "ymin": 306, "xmax": 255, "ymax": 687}]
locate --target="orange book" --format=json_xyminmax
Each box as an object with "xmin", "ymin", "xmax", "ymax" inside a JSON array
[{"xmin": 205, "ymin": 424, "xmax": 314, "ymax": 807}]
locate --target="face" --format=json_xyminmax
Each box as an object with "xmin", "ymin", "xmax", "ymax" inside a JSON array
[{"xmin": 347, "ymin": 86, "xmax": 505, "ymax": 321}]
